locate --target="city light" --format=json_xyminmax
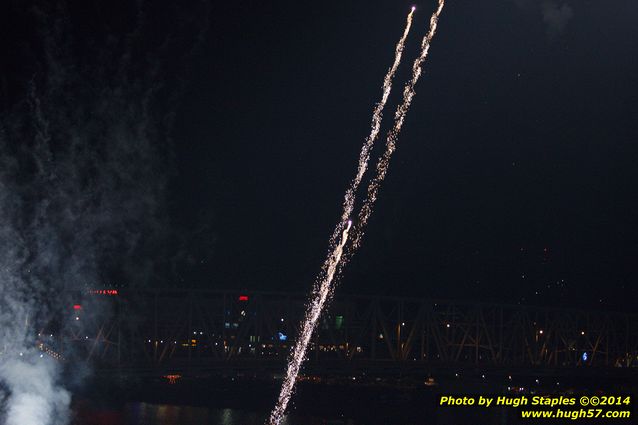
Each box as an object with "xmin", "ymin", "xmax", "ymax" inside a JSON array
[{"xmin": 88, "ymin": 289, "xmax": 118, "ymax": 296}]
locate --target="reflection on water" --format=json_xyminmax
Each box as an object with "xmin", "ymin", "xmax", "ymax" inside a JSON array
[{"xmin": 119, "ymin": 402, "xmax": 352, "ymax": 425}]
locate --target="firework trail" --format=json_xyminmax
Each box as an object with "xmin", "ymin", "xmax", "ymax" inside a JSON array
[
  {"xmin": 268, "ymin": 11, "xmax": 416, "ymax": 423},
  {"xmin": 329, "ymin": 6, "xmax": 414, "ymax": 247},
  {"xmin": 268, "ymin": 3, "xmax": 445, "ymax": 423},
  {"xmin": 351, "ymin": 0, "xmax": 445, "ymax": 250},
  {"xmin": 268, "ymin": 220, "xmax": 352, "ymax": 425}
]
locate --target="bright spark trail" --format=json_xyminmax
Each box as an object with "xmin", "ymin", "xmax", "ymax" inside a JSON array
[
  {"xmin": 268, "ymin": 3, "xmax": 445, "ymax": 423},
  {"xmin": 351, "ymin": 0, "xmax": 445, "ymax": 251},
  {"xmin": 269, "ymin": 12, "xmax": 415, "ymax": 423},
  {"xmin": 268, "ymin": 220, "xmax": 352, "ymax": 425},
  {"xmin": 268, "ymin": 10, "xmax": 415, "ymax": 423},
  {"xmin": 329, "ymin": 6, "xmax": 414, "ymax": 248}
]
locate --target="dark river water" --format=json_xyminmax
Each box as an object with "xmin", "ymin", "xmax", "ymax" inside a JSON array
[
  {"xmin": 77, "ymin": 403, "xmax": 351, "ymax": 425},
  {"xmin": 72, "ymin": 373, "xmax": 637, "ymax": 425}
]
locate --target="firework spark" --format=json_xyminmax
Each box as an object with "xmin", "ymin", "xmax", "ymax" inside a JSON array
[
  {"xmin": 269, "ymin": 11, "xmax": 415, "ymax": 422},
  {"xmin": 268, "ymin": 220, "xmax": 352, "ymax": 425},
  {"xmin": 268, "ymin": 3, "xmax": 445, "ymax": 423},
  {"xmin": 351, "ymin": 0, "xmax": 445, "ymax": 250},
  {"xmin": 329, "ymin": 7, "xmax": 414, "ymax": 248}
]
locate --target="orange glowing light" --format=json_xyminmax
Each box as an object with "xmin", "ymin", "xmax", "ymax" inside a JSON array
[{"xmin": 164, "ymin": 374, "xmax": 182, "ymax": 384}]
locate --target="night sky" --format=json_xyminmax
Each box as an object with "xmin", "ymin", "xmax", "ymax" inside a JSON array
[{"xmin": 3, "ymin": 0, "xmax": 638, "ymax": 310}]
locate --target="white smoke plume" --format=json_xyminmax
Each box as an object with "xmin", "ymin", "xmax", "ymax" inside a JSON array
[
  {"xmin": 0, "ymin": 1, "xmax": 208, "ymax": 423},
  {"xmin": 0, "ymin": 357, "xmax": 70, "ymax": 425}
]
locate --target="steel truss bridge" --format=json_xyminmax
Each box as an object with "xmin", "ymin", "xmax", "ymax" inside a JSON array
[{"xmin": 60, "ymin": 289, "xmax": 638, "ymax": 377}]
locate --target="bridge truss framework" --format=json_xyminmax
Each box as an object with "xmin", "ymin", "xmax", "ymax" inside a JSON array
[{"xmin": 62, "ymin": 289, "xmax": 638, "ymax": 374}]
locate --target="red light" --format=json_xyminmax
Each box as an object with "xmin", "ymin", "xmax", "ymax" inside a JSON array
[
  {"xmin": 164, "ymin": 374, "xmax": 182, "ymax": 384},
  {"xmin": 73, "ymin": 304, "xmax": 82, "ymax": 310},
  {"xmin": 239, "ymin": 295, "xmax": 249, "ymax": 301},
  {"xmin": 89, "ymin": 289, "xmax": 118, "ymax": 296}
]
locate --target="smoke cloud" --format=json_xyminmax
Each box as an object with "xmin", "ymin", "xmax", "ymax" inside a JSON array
[
  {"xmin": 509, "ymin": 0, "xmax": 574, "ymax": 38},
  {"xmin": 542, "ymin": 1, "xmax": 574, "ymax": 37},
  {"xmin": 0, "ymin": 1, "xmax": 208, "ymax": 423},
  {"xmin": 0, "ymin": 357, "xmax": 70, "ymax": 425}
]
